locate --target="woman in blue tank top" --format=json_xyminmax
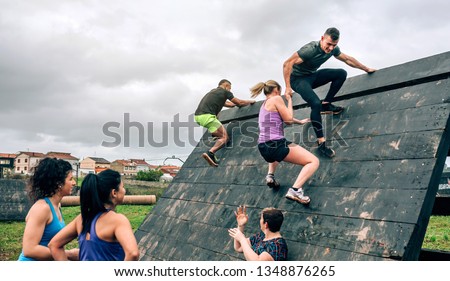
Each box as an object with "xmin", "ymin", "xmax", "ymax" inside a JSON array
[
  {"xmin": 251, "ymin": 80, "xmax": 320, "ymax": 205},
  {"xmin": 49, "ymin": 169, "xmax": 139, "ymax": 261},
  {"xmin": 18, "ymin": 157, "xmax": 78, "ymax": 261}
]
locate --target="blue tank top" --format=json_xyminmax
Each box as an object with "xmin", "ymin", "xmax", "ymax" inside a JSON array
[
  {"xmin": 258, "ymin": 100, "xmax": 285, "ymax": 143},
  {"xmin": 78, "ymin": 211, "xmax": 125, "ymax": 261},
  {"xmin": 18, "ymin": 197, "xmax": 65, "ymax": 261}
]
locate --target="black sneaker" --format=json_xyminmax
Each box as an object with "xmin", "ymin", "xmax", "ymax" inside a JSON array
[
  {"xmin": 202, "ymin": 151, "xmax": 219, "ymax": 167},
  {"xmin": 265, "ymin": 174, "xmax": 280, "ymax": 189},
  {"xmin": 321, "ymin": 103, "xmax": 344, "ymax": 115},
  {"xmin": 318, "ymin": 142, "xmax": 335, "ymax": 158}
]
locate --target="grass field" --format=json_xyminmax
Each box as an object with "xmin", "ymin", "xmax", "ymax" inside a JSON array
[{"xmin": 422, "ymin": 215, "xmax": 450, "ymax": 250}]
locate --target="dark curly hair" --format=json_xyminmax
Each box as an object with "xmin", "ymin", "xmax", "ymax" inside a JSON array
[{"xmin": 28, "ymin": 157, "xmax": 73, "ymax": 202}]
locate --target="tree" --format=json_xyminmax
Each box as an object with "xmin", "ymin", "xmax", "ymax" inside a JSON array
[{"xmin": 136, "ymin": 169, "xmax": 163, "ymax": 182}]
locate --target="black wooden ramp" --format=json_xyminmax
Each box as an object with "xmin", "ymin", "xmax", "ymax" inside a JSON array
[{"xmin": 135, "ymin": 51, "xmax": 450, "ymax": 261}]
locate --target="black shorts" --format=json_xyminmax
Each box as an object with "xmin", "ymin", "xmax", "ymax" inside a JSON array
[{"xmin": 258, "ymin": 138, "xmax": 292, "ymax": 163}]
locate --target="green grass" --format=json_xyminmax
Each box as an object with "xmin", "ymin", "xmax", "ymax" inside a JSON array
[
  {"xmin": 422, "ymin": 216, "xmax": 450, "ymax": 251},
  {"xmin": 0, "ymin": 221, "xmax": 25, "ymax": 261}
]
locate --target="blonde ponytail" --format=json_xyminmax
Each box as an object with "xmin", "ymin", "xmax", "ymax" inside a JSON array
[
  {"xmin": 250, "ymin": 82, "xmax": 265, "ymax": 98},
  {"xmin": 250, "ymin": 80, "xmax": 281, "ymax": 98}
]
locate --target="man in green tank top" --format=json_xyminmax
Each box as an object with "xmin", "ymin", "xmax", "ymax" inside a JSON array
[{"xmin": 195, "ymin": 79, "xmax": 255, "ymax": 167}]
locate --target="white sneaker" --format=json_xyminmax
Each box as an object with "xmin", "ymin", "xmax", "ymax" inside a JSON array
[{"xmin": 285, "ymin": 188, "xmax": 310, "ymax": 205}]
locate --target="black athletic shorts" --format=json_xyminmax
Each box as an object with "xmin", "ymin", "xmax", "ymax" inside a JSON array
[{"xmin": 258, "ymin": 138, "xmax": 292, "ymax": 163}]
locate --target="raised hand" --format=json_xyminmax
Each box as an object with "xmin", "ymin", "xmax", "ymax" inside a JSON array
[
  {"xmin": 228, "ymin": 228, "xmax": 246, "ymax": 242},
  {"xmin": 284, "ymin": 87, "xmax": 293, "ymax": 97},
  {"xmin": 234, "ymin": 205, "xmax": 248, "ymax": 227},
  {"xmin": 295, "ymin": 118, "xmax": 311, "ymax": 125}
]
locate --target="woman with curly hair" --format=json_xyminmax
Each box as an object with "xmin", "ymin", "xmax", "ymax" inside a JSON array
[{"xmin": 18, "ymin": 157, "xmax": 78, "ymax": 261}]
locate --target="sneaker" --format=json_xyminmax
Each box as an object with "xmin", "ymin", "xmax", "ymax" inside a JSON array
[
  {"xmin": 202, "ymin": 151, "xmax": 219, "ymax": 167},
  {"xmin": 318, "ymin": 142, "xmax": 336, "ymax": 158},
  {"xmin": 265, "ymin": 174, "xmax": 280, "ymax": 189},
  {"xmin": 321, "ymin": 103, "xmax": 344, "ymax": 115},
  {"xmin": 285, "ymin": 188, "xmax": 310, "ymax": 205}
]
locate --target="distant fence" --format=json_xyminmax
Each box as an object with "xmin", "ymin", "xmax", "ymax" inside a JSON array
[
  {"xmin": 0, "ymin": 179, "xmax": 31, "ymax": 221},
  {"xmin": 433, "ymin": 172, "xmax": 450, "ymax": 215},
  {"xmin": 0, "ymin": 179, "xmax": 159, "ymax": 221},
  {"xmin": 123, "ymin": 179, "xmax": 168, "ymax": 188},
  {"xmin": 438, "ymin": 172, "xmax": 450, "ymax": 195}
]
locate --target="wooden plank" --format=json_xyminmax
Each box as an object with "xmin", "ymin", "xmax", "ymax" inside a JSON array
[
  {"xmin": 173, "ymin": 158, "xmax": 435, "ymax": 191},
  {"xmin": 155, "ymin": 188, "xmax": 423, "ymax": 228},
  {"xmin": 139, "ymin": 203, "xmax": 412, "ymax": 260},
  {"xmin": 287, "ymin": 104, "xmax": 450, "ymax": 142},
  {"xmin": 184, "ymin": 130, "xmax": 443, "ymax": 169},
  {"xmin": 188, "ymin": 110, "xmax": 448, "ymax": 167},
  {"xmin": 218, "ymin": 51, "xmax": 450, "ymax": 123},
  {"xmin": 286, "ymin": 240, "xmax": 391, "ymax": 261}
]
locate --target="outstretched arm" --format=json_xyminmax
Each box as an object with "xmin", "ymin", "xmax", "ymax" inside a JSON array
[
  {"xmin": 230, "ymin": 97, "xmax": 256, "ymax": 107},
  {"xmin": 283, "ymin": 52, "xmax": 304, "ymax": 96},
  {"xmin": 293, "ymin": 117, "xmax": 310, "ymax": 125},
  {"xmin": 228, "ymin": 228, "xmax": 274, "ymax": 261},
  {"xmin": 232, "ymin": 206, "xmax": 248, "ymax": 252},
  {"xmin": 274, "ymin": 95, "xmax": 294, "ymax": 124},
  {"xmin": 228, "ymin": 206, "xmax": 274, "ymax": 261},
  {"xmin": 224, "ymin": 101, "xmax": 236, "ymax": 108},
  {"xmin": 336, "ymin": 52, "xmax": 376, "ymax": 73}
]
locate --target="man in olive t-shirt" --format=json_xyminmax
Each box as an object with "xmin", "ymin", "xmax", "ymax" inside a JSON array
[
  {"xmin": 194, "ymin": 79, "xmax": 255, "ymax": 167},
  {"xmin": 283, "ymin": 27, "xmax": 376, "ymax": 158}
]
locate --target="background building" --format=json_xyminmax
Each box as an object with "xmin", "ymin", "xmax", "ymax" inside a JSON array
[
  {"xmin": 79, "ymin": 157, "xmax": 110, "ymax": 175},
  {"xmin": 14, "ymin": 151, "xmax": 45, "ymax": 175}
]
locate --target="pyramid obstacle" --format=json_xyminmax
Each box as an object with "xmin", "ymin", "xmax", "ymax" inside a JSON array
[{"xmin": 136, "ymin": 51, "xmax": 450, "ymax": 261}]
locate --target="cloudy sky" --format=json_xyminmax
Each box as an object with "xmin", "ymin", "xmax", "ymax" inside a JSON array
[{"xmin": 1, "ymin": 0, "xmax": 449, "ymax": 165}]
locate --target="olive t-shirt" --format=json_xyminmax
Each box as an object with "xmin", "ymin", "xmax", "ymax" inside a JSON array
[
  {"xmin": 291, "ymin": 40, "xmax": 341, "ymax": 76},
  {"xmin": 195, "ymin": 87, "xmax": 234, "ymax": 116}
]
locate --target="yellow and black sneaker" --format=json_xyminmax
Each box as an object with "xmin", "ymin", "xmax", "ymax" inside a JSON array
[{"xmin": 202, "ymin": 151, "xmax": 219, "ymax": 167}]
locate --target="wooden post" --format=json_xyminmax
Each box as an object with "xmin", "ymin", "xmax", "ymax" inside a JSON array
[{"xmin": 61, "ymin": 195, "xmax": 156, "ymax": 206}]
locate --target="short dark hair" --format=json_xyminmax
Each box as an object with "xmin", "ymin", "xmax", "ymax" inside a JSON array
[
  {"xmin": 262, "ymin": 208, "xmax": 284, "ymax": 232},
  {"xmin": 218, "ymin": 79, "xmax": 231, "ymax": 87},
  {"xmin": 325, "ymin": 27, "xmax": 340, "ymax": 41}
]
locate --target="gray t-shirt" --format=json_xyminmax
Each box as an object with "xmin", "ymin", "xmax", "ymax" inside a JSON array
[
  {"xmin": 195, "ymin": 87, "xmax": 234, "ymax": 116},
  {"xmin": 291, "ymin": 40, "xmax": 341, "ymax": 76}
]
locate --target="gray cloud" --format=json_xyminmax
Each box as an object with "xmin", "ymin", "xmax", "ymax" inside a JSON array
[{"xmin": 0, "ymin": 0, "xmax": 449, "ymax": 164}]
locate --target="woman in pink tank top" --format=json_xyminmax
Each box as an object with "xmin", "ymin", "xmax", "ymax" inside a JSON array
[{"xmin": 251, "ymin": 80, "xmax": 319, "ymax": 205}]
